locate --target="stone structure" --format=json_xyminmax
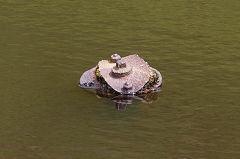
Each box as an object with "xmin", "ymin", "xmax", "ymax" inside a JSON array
[{"xmin": 79, "ymin": 54, "xmax": 162, "ymax": 95}]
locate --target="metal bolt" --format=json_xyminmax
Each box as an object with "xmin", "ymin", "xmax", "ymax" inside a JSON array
[
  {"xmin": 123, "ymin": 82, "xmax": 133, "ymax": 90},
  {"xmin": 110, "ymin": 54, "xmax": 121, "ymax": 63},
  {"xmin": 116, "ymin": 60, "xmax": 126, "ymax": 68}
]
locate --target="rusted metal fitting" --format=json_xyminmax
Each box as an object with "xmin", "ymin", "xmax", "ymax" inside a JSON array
[
  {"xmin": 116, "ymin": 60, "xmax": 126, "ymax": 68},
  {"xmin": 123, "ymin": 82, "xmax": 133, "ymax": 90},
  {"xmin": 110, "ymin": 54, "xmax": 121, "ymax": 63},
  {"xmin": 112, "ymin": 60, "xmax": 132, "ymax": 77}
]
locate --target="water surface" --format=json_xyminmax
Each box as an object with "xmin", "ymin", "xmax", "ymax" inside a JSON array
[{"xmin": 0, "ymin": 0, "xmax": 240, "ymax": 158}]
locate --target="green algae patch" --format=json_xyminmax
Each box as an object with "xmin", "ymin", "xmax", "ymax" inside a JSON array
[{"xmin": 95, "ymin": 65, "xmax": 103, "ymax": 81}]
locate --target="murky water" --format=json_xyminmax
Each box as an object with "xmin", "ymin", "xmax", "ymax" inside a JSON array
[{"xmin": 0, "ymin": 0, "xmax": 239, "ymax": 158}]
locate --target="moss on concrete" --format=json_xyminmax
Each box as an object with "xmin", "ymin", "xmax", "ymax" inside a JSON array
[{"xmin": 142, "ymin": 69, "xmax": 159, "ymax": 90}]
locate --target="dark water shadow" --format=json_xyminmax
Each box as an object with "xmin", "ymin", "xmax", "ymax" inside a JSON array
[{"xmin": 96, "ymin": 89, "xmax": 161, "ymax": 111}]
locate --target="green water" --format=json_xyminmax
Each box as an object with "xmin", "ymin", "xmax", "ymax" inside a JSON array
[{"xmin": 0, "ymin": 0, "xmax": 240, "ymax": 158}]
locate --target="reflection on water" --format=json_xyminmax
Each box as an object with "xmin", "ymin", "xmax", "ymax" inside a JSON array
[{"xmin": 96, "ymin": 89, "xmax": 161, "ymax": 110}]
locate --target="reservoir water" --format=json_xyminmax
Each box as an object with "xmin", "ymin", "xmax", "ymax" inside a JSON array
[{"xmin": 0, "ymin": 0, "xmax": 239, "ymax": 158}]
